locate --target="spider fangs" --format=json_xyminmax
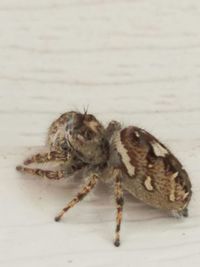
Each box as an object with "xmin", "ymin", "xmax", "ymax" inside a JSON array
[{"xmin": 16, "ymin": 111, "xmax": 192, "ymax": 247}]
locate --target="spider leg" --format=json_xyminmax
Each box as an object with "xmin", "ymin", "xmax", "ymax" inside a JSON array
[
  {"xmin": 16, "ymin": 166, "xmax": 64, "ymax": 180},
  {"xmin": 113, "ymin": 169, "xmax": 124, "ymax": 247},
  {"xmin": 17, "ymin": 153, "xmax": 86, "ymax": 179},
  {"xmin": 23, "ymin": 151, "xmax": 68, "ymax": 165},
  {"xmin": 54, "ymin": 174, "xmax": 98, "ymax": 221}
]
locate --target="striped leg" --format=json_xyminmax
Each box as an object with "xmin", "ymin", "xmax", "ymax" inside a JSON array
[
  {"xmin": 55, "ymin": 174, "xmax": 98, "ymax": 222},
  {"xmin": 16, "ymin": 166, "xmax": 64, "ymax": 180},
  {"xmin": 114, "ymin": 169, "xmax": 124, "ymax": 247},
  {"xmin": 23, "ymin": 151, "xmax": 68, "ymax": 165}
]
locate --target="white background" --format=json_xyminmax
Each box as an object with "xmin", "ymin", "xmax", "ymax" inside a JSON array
[{"xmin": 0, "ymin": 0, "xmax": 200, "ymax": 266}]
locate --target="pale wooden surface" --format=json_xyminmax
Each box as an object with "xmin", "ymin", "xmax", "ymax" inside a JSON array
[{"xmin": 1, "ymin": 0, "xmax": 200, "ymax": 266}]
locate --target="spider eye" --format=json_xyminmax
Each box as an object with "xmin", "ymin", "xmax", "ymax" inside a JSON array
[
  {"xmin": 61, "ymin": 141, "xmax": 68, "ymax": 151},
  {"xmin": 84, "ymin": 130, "xmax": 94, "ymax": 140},
  {"xmin": 86, "ymin": 115, "xmax": 95, "ymax": 122}
]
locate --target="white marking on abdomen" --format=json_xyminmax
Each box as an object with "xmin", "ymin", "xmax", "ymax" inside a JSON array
[
  {"xmin": 114, "ymin": 131, "xmax": 135, "ymax": 176},
  {"xmin": 150, "ymin": 141, "xmax": 168, "ymax": 157},
  {"xmin": 144, "ymin": 176, "xmax": 154, "ymax": 191},
  {"xmin": 135, "ymin": 131, "xmax": 140, "ymax": 138}
]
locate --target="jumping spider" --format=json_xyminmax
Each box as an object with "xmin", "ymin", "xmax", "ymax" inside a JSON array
[{"xmin": 16, "ymin": 111, "xmax": 192, "ymax": 246}]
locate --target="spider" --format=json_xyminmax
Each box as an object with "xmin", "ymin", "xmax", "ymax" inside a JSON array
[{"xmin": 16, "ymin": 111, "xmax": 192, "ymax": 246}]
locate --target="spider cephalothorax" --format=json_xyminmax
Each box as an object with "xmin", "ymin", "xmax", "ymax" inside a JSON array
[
  {"xmin": 65, "ymin": 112, "xmax": 109, "ymax": 165},
  {"xmin": 16, "ymin": 111, "xmax": 192, "ymax": 247}
]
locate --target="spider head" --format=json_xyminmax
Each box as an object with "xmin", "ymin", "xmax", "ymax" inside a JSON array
[{"xmin": 65, "ymin": 112, "xmax": 109, "ymax": 165}]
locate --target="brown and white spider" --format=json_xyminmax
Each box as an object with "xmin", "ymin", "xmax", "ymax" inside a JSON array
[{"xmin": 16, "ymin": 111, "xmax": 192, "ymax": 246}]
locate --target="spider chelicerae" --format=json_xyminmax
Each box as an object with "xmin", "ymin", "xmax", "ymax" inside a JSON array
[{"xmin": 16, "ymin": 111, "xmax": 192, "ymax": 246}]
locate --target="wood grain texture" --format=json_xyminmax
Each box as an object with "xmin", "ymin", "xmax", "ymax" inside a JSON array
[{"xmin": 0, "ymin": 0, "xmax": 200, "ymax": 266}]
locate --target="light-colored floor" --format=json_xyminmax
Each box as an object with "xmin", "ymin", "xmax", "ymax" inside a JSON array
[{"xmin": 0, "ymin": 1, "xmax": 200, "ymax": 266}]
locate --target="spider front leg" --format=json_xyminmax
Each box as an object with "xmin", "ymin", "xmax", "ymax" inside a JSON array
[
  {"xmin": 54, "ymin": 174, "xmax": 98, "ymax": 221},
  {"xmin": 16, "ymin": 150, "xmax": 85, "ymax": 180},
  {"xmin": 16, "ymin": 165, "xmax": 65, "ymax": 180},
  {"xmin": 113, "ymin": 169, "xmax": 124, "ymax": 247},
  {"xmin": 23, "ymin": 151, "xmax": 68, "ymax": 165},
  {"xmin": 16, "ymin": 151, "xmax": 68, "ymax": 180}
]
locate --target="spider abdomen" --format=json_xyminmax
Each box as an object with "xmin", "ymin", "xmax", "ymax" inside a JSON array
[{"xmin": 114, "ymin": 126, "xmax": 192, "ymax": 213}]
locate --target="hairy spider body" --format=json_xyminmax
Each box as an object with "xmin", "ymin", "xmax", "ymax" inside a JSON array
[{"xmin": 16, "ymin": 111, "xmax": 192, "ymax": 246}]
